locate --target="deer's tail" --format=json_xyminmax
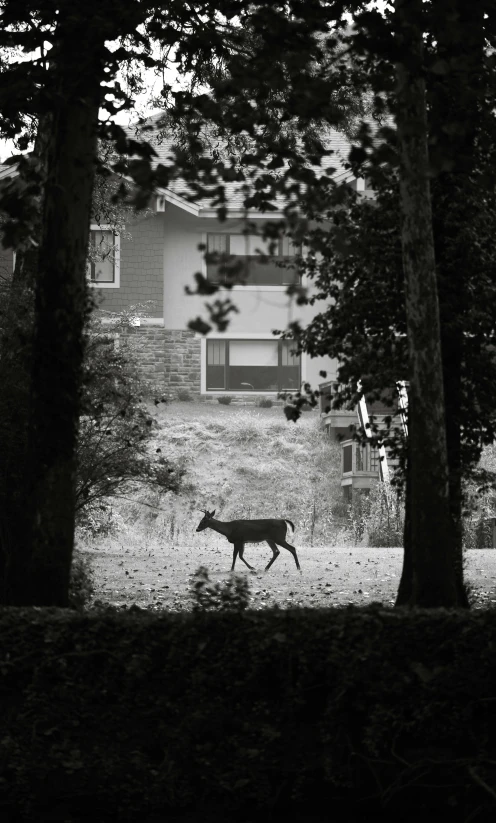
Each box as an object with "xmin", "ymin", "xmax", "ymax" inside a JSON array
[{"xmin": 284, "ymin": 519, "xmax": 295, "ymax": 533}]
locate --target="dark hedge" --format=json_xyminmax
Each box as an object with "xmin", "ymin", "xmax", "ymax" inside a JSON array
[{"xmin": 1, "ymin": 604, "xmax": 496, "ymax": 822}]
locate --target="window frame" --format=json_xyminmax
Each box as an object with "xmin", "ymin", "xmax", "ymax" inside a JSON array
[
  {"xmin": 204, "ymin": 337, "xmax": 301, "ymax": 394},
  {"xmin": 203, "ymin": 231, "xmax": 301, "ymax": 290},
  {"xmin": 87, "ymin": 224, "xmax": 120, "ymax": 289}
]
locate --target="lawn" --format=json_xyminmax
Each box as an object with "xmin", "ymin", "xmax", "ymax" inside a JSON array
[{"xmin": 80, "ymin": 400, "xmax": 496, "ymax": 611}]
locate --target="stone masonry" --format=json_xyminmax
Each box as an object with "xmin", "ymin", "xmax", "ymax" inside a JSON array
[{"xmin": 120, "ymin": 327, "xmax": 201, "ymax": 397}]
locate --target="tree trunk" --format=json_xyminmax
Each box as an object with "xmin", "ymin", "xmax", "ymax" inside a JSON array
[
  {"xmin": 394, "ymin": 0, "xmax": 459, "ymax": 607},
  {"xmin": 6, "ymin": 20, "xmax": 105, "ymax": 606},
  {"xmin": 428, "ymin": 0, "xmax": 486, "ymax": 610}
]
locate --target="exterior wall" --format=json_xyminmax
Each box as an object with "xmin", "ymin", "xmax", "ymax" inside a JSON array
[
  {"xmin": 162, "ymin": 204, "xmax": 337, "ymax": 395},
  {"xmin": 91, "ymin": 202, "xmax": 336, "ymax": 397},
  {"xmin": 120, "ymin": 327, "xmax": 201, "ymax": 398},
  {"xmin": 163, "ymin": 330, "xmax": 201, "ymax": 395},
  {"xmin": 91, "ymin": 213, "xmax": 164, "ymax": 317}
]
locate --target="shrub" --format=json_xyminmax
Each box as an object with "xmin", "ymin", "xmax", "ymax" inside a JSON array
[
  {"xmin": 190, "ymin": 566, "xmax": 251, "ymax": 611},
  {"xmin": 76, "ymin": 313, "xmax": 185, "ymax": 524},
  {"xmin": 147, "ymin": 455, "xmax": 187, "ymax": 493},
  {"xmin": 345, "ymin": 483, "xmax": 404, "ymax": 547},
  {"xmin": 257, "ymin": 397, "xmax": 273, "ymax": 408},
  {"xmin": 77, "ymin": 501, "xmax": 120, "ymax": 539},
  {"xmin": 3, "ymin": 608, "xmax": 496, "ymax": 821},
  {"xmin": 68, "ymin": 550, "xmax": 96, "ymax": 609},
  {"xmin": 217, "ymin": 395, "xmax": 233, "ymax": 405},
  {"xmin": 366, "ymin": 482, "xmax": 404, "ymax": 547},
  {"xmin": 177, "ymin": 388, "xmax": 194, "ymax": 401}
]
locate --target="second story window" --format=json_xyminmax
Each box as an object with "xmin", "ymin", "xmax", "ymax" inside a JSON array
[
  {"xmin": 206, "ymin": 233, "xmax": 300, "ymax": 287},
  {"xmin": 87, "ymin": 226, "xmax": 120, "ymax": 288}
]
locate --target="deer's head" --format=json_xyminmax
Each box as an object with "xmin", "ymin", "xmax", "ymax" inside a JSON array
[{"xmin": 196, "ymin": 509, "xmax": 216, "ymax": 531}]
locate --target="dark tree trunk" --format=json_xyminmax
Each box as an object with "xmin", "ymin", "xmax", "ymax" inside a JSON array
[
  {"xmin": 428, "ymin": 0, "xmax": 486, "ymax": 610},
  {"xmin": 394, "ymin": 0, "xmax": 459, "ymax": 607},
  {"xmin": 6, "ymin": 19, "xmax": 105, "ymax": 606}
]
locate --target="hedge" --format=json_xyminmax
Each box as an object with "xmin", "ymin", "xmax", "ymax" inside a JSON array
[{"xmin": 1, "ymin": 604, "xmax": 496, "ymax": 822}]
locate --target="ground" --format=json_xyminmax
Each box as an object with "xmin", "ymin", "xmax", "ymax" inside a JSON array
[{"xmin": 85, "ymin": 544, "xmax": 496, "ymax": 611}]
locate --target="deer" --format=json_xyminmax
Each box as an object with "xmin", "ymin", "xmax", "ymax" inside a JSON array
[{"xmin": 195, "ymin": 510, "xmax": 301, "ymax": 572}]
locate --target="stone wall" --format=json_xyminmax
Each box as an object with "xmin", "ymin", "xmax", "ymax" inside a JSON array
[{"xmin": 120, "ymin": 326, "xmax": 201, "ymax": 397}]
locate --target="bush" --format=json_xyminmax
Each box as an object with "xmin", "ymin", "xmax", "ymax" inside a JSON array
[
  {"xmin": 76, "ymin": 313, "xmax": 185, "ymax": 524},
  {"xmin": 76, "ymin": 501, "xmax": 120, "ymax": 539},
  {"xmin": 346, "ymin": 483, "xmax": 404, "ymax": 547},
  {"xmin": 189, "ymin": 566, "xmax": 251, "ymax": 611},
  {"xmin": 366, "ymin": 482, "xmax": 404, "ymax": 547},
  {"xmin": 176, "ymin": 388, "xmax": 194, "ymax": 401},
  {"xmin": 2, "ymin": 607, "xmax": 496, "ymax": 821},
  {"xmin": 217, "ymin": 395, "xmax": 233, "ymax": 405},
  {"xmin": 68, "ymin": 550, "xmax": 96, "ymax": 609},
  {"xmin": 257, "ymin": 397, "xmax": 273, "ymax": 408}
]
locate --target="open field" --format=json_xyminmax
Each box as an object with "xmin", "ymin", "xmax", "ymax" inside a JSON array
[
  {"xmin": 85, "ymin": 544, "xmax": 496, "ymax": 611},
  {"xmin": 81, "ymin": 401, "xmax": 496, "ymax": 611}
]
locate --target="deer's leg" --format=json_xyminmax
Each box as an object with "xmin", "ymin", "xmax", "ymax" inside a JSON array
[
  {"xmin": 277, "ymin": 539, "xmax": 301, "ymax": 571},
  {"xmin": 237, "ymin": 542, "xmax": 255, "ymax": 571},
  {"xmin": 265, "ymin": 540, "xmax": 280, "ymax": 571},
  {"xmin": 231, "ymin": 544, "xmax": 239, "ymax": 571}
]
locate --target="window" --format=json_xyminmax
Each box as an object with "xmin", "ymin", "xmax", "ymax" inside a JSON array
[
  {"xmin": 206, "ymin": 233, "xmax": 300, "ymax": 286},
  {"xmin": 87, "ymin": 226, "xmax": 120, "ymax": 288},
  {"xmin": 206, "ymin": 339, "xmax": 300, "ymax": 392}
]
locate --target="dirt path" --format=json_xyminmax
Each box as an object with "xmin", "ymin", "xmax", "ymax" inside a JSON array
[{"xmin": 85, "ymin": 545, "xmax": 496, "ymax": 611}]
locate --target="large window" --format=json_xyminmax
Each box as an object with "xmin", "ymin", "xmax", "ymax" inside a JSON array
[
  {"xmin": 87, "ymin": 226, "xmax": 120, "ymax": 288},
  {"xmin": 206, "ymin": 339, "xmax": 300, "ymax": 392},
  {"xmin": 206, "ymin": 233, "xmax": 300, "ymax": 286}
]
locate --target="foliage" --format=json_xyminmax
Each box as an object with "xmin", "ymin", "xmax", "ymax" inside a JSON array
[
  {"xmin": 78, "ymin": 313, "xmax": 185, "ymax": 518},
  {"xmin": 217, "ymin": 394, "xmax": 233, "ymax": 405},
  {"xmin": 2, "ymin": 606, "xmax": 496, "ymax": 821},
  {"xmin": 176, "ymin": 387, "xmax": 194, "ymax": 401},
  {"xmin": 189, "ymin": 565, "xmax": 250, "ymax": 611},
  {"xmin": 257, "ymin": 397, "xmax": 273, "ymax": 408},
  {"xmin": 348, "ymin": 484, "xmax": 404, "ymax": 548},
  {"xmin": 76, "ymin": 501, "xmax": 120, "ymax": 540},
  {"xmin": 68, "ymin": 551, "xmax": 96, "ymax": 610},
  {"xmin": 463, "ymin": 446, "xmax": 496, "ymax": 548}
]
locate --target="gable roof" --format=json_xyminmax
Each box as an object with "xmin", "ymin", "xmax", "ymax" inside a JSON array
[
  {"xmin": 128, "ymin": 111, "xmax": 358, "ymax": 218},
  {"xmin": 0, "ymin": 114, "xmax": 362, "ymax": 220}
]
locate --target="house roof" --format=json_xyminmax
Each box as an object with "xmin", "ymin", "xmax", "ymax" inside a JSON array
[
  {"xmin": 0, "ymin": 114, "xmax": 363, "ymax": 220},
  {"xmin": 127, "ymin": 111, "xmax": 359, "ymax": 218}
]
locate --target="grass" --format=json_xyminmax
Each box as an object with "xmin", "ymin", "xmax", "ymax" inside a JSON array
[{"xmin": 78, "ymin": 401, "xmax": 496, "ymax": 611}]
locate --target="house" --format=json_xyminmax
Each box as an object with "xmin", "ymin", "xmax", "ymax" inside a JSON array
[
  {"xmin": 90, "ymin": 117, "xmax": 379, "ymax": 400},
  {"xmin": 323, "ymin": 382, "xmax": 408, "ymax": 497},
  {"xmin": 0, "ymin": 116, "xmax": 374, "ymax": 401}
]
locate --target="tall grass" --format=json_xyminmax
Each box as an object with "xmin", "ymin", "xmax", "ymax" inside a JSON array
[{"xmin": 78, "ymin": 403, "xmax": 349, "ymax": 550}]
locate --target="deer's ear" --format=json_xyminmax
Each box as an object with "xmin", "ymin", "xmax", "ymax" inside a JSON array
[{"xmin": 211, "ymin": 510, "xmax": 216, "ymax": 517}]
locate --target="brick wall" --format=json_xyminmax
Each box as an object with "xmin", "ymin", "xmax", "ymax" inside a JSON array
[{"xmin": 120, "ymin": 327, "xmax": 201, "ymax": 397}]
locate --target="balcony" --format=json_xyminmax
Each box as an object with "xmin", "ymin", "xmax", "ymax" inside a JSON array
[
  {"xmin": 341, "ymin": 439, "xmax": 381, "ymax": 495},
  {"xmin": 207, "ymin": 256, "xmax": 298, "ymax": 286}
]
